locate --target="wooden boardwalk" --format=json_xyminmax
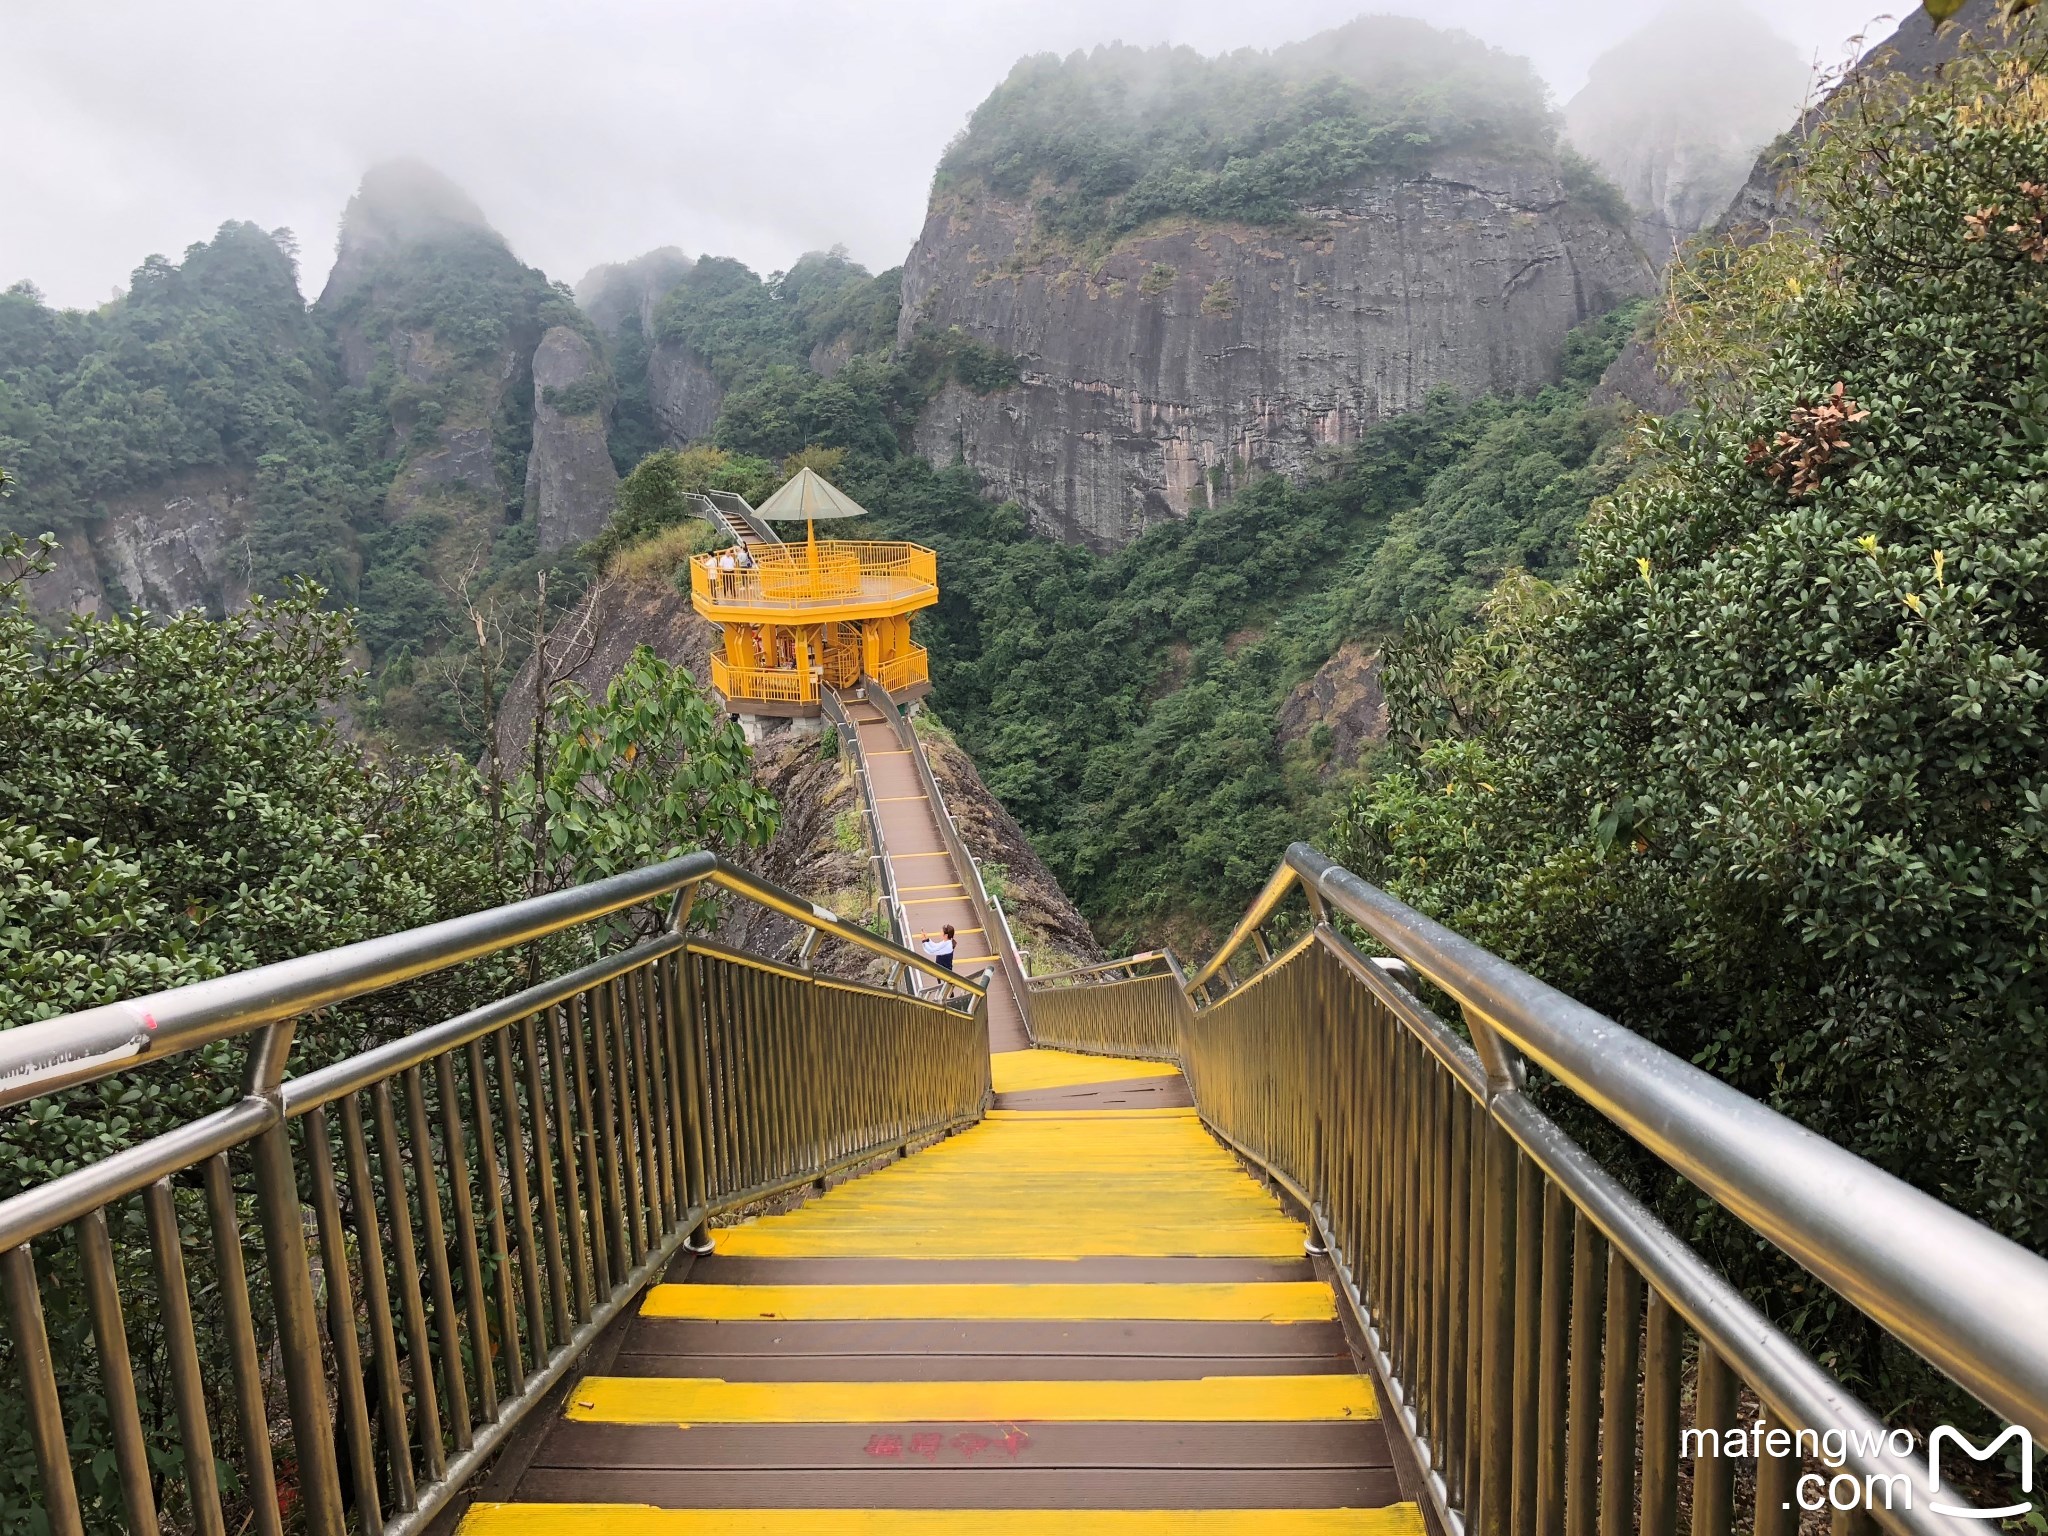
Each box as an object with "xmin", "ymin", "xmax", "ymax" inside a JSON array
[
  {"xmin": 841, "ymin": 693, "xmax": 1030, "ymax": 1052},
  {"xmin": 459, "ymin": 1049, "xmax": 1422, "ymax": 1533}
]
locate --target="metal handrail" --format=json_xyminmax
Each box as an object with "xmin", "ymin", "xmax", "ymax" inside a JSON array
[
  {"xmin": 1028, "ymin": 950, "xmax": 1183, "ymax": 988},
  {"xmin": 1182, "ymin": 842, "xmax": 2048, "ymax": 1532},
  {"xmin": 0, "ymin": 854, "xmax": 988, "ymax": 1536},
  {"xmin": 0, "ymin": 854, "xmax": 978, "ymax": 1112}
]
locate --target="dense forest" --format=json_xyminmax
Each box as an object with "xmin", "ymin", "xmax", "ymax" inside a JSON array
[{"xmin": 935, "ymin": 17, "xmax": 1610, "ymax": 244}]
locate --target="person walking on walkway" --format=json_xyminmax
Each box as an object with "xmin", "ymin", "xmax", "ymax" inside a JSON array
[
  {"xmin": 920, "ymin": 925, "xmax": 956, "ymax": 972},
  {"xmin": 718, "ymin": 549, "xmax": 737, "ymax": 598}
]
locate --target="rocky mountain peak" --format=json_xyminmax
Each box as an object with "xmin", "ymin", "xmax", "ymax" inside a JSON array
[
  {"xmin": 321, "ymin": 159, "xmax": 505, "ymax": 304},
  {"xmin": 1564, "ymin": 1, "xmax": 1811, "ymax": 268}
]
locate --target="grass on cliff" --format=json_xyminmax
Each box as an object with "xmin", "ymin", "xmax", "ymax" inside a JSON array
[{"xmin": 605, "ymin": 519, "xmax": 715, "ymax": 592}]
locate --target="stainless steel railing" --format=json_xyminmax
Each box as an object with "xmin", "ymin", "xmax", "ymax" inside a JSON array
[
  {"xmin": 1023, "ymin": 951, "xmax": 1188, "ymax": 1060},
  {"xmin": 0, "ymin": 854, "xmax": 987, "ymax": 1536},
  {"xmin": 1180, "ymin": 842, "xmax": 2048, "ymax": 1536}
]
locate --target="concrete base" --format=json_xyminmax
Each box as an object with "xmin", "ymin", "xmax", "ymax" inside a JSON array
[{"xmin": 737, "ymin": 712, "xmax": 826, "ymax": 748}]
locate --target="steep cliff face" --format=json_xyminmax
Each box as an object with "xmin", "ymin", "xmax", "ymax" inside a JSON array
[
  {"xmin": 526, "ymin": 326, "xmax": 619, "ymax": 550},
  {"xmin": 904, "ymin": 160, "xmax": 1654, "ymax": 547},
  {"xmin": 645, "ymin": 338, "xmax": 723, "ymax": 444},
  {"xmin": 1563, "ymin": 3, "xmax": 1810, "ymax": 270},
  {"xmin": 576, "ymin": 247, "xmax": 693, "ymax": 337},
  {"xmin": 26, "ymin": 470, "xmax": 254, "ymax": 619}
]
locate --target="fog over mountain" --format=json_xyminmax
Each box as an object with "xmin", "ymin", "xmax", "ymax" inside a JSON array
[
  {"xmin": 7, "ymin": 0, "xmax": 1888, "ymax": 310},
  {"xmin": 1565, "ymin": 2, "xmax": 1814, "ymax": 266}
]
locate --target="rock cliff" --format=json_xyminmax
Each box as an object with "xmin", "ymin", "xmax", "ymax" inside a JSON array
[
  {"xmin": 526, "ymin": 326, "xmax": 619, "ymax": 550},
  {"xmin": 903, "ymin": 157, "xmax": 1654, "ymax": 548},
  {"xmin": 26, "ymin": 470, "xmax": 253, "ymax": 619},
  {"xmin": 645, "ymin": 338, "xmax": 723, "ymax": 444}
]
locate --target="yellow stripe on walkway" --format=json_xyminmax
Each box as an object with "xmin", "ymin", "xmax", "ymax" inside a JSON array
[
  {"xmin": 566, "ymin": 1374, "xmax": 1377, "ymax": 1425},
  {"xmin": 640, "ymin": 1281, "xmax": 1335, "ymax": 1322},
  {"xmin": 462, "ymin": 1506, "xmax": 1430, "ymax": 1535},
  {"xmin": 989, "ymin": 1049, "xmax": 1178, "ymax": 1094},
  {"xmin": 711, "ymin": 1113, "xmax": 1305, "ymax": 1260}
]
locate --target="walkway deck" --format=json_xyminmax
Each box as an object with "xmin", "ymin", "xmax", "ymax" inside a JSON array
[
  {"xmin": 459, "ymin": 1049, "xmax": 1421, "ymax": 1533},
  {"xmin": 841, "ymin": 693, "xmax": 1030, "ymax": 1052}
]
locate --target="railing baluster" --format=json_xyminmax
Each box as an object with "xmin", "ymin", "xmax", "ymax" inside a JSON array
[
  {"xmin": 340, "ymin": 1095, "xmax": 418, "ymax": 1513},
  {"xmin": 0, "ymin": 1243, "xmax": 84, "ymax": 1536},
  {"xmin": 1752, "ymin": 1400, "xmax": 1799, "ymax": 1536},
  {"xmin": 1565, "ymin": 1210, "xmax": 1605, "ymax": 1536},
  {"xmin": 1691, "ymin": 1344, "xmax": 1736, "ymax": 1536},
  {"xmin": 587, "ymin": 982, "xmax": 632, "ymax": 1277},
  {"xmin": 1479, "ymin": 1119, "xmax": 1518, "ymax": 1536},
  {"xmin": 376, "ymin": 1077, "xmax": 448, "ymax": 1478},
  {"xmin": 78, "ymin": 1208, "xmax": 160, "ymax": 1536},
  {"xmin": 490, "ymin": 1027, "xmax": 551, "ymax": 1369},
  {"xmin": 543, "ymin": 1002, "xmax": 595, "ymax": 1322},
  {"xmin": 304, "ymin": 1106, "xmax": 381, "ymax": 1527},
  {"xmin": 1512, "ymin": 1150, "xmax": 1542, "ymax": 1536},
  {"xmin": 1642, "ymin": 1290, "xmax": 1681, "ymax": 1536},
  {"xmin": 436, "ymin": 1050, "xmax": 500, "ymax": 1419},
  {"xmin": 1597, "ymin": 1249, "xmax": 1643, "ymax": 1536},
  {"xmin": 1535, "ymin": 1178, "xmax": 1570, "ymax": 1536},
  {"xmin": 568, "ymin": 990, "xmax": 614, "ymax": 1298},
  {"xmin": 465, "ymin": 1038, "xmax": 525, "ymax": 1401},
  {"xmin": 404, "ymin": 1064, "xmax": 474, "ymax": 1450},
  {"xmin": 605, "ymin": 975, "xmax": 649, "ymax": 1264},
  {"xmin": 200, "ymin": 1155, "xmax": 285, "ymax": 1536},
  {"xmin": 144, "ymin": 1177, "xmax": 227, "ymax": 1536},
  {"xmin": 514, "ymin": 1015, "xmax": 573, "ymax": 1347}
]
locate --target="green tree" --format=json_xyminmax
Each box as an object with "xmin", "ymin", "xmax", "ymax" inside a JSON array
[
  {"xmin": 507, "ymin": 647, "xmax": 780, "ymax": 931},
  {"xmin": 1333, "ymin": 36, "xmax": 2048, "ymax": 1408}
]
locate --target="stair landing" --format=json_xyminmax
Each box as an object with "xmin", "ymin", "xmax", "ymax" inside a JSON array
[{"xmin": 459, "ymin": 1049, "xmax": 1422, "ymax": 1533}]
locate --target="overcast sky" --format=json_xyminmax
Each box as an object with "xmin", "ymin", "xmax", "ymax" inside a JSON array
[{"xmin": 5, "ymin": 0, "xmax": 1900, "ymax": 311}]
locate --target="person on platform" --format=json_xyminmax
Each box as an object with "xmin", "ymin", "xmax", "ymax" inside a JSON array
[{"xmin": 919, "ymin": 925, "xmax": 956, "ymax": 971}]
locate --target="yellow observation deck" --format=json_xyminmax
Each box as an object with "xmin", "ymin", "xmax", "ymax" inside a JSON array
[
  {"xmin": 690, "ymin": 471, "xmax": 939, "ymax": 717},
  {"xmin": 688, "ymin": 540, "xmax": 938, "ymax": 624}
]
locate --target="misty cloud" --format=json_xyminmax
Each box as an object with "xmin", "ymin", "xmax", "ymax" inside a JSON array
[{"xmin": 5, "ymin": 0, "xmax": 1895, "ymax": 308}]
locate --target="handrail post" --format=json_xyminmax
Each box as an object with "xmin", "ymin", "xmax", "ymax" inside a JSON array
[{"xmin": 244, "ymin": 1017, "xmax": 348, "ymax": 1536}]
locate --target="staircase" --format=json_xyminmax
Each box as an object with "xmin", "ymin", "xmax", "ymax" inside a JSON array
[
  {"xmin": 458, "ymin": 1047, "xmax": 1421, "ymax": 1532},
  {"xmin": 839, "ymin": 691, "xmax": 1031, "ymax": 1052}
]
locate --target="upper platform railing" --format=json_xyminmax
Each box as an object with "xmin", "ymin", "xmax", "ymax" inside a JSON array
[
  {"xmin": 688, "ymin": 540, "xmax": 938, "ymax": 618},
  {"xmin": 0, "ymin": 855, "xmax": 987, "ymax": 1536}
]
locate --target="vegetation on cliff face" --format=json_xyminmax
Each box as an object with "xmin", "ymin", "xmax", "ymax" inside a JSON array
[
  {"xmin": 0, "ymin": 224, "xmax": 361, "ymax": 594},
  {"xmin": 936, "ymin": 17, "xmax": 1588, "ymax": 245},
  {"xmin": 1334, "ymin": 43, "xmax": 2048, "ymax": 1396}
]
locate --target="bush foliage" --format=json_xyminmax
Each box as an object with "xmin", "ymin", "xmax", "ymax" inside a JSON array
[{"xmin": 1333, "ymin": 40, "xmax": 2048, "ymax": 1399}]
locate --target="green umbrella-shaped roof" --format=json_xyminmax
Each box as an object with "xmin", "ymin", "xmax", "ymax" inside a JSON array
[{"xmin": 753, "ymin": 466, "xmax": 872, "ymax": 521}]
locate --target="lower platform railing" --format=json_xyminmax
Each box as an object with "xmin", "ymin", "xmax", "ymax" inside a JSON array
[
  {"xmin": 1175, "ymin": 843, "xmax": 2048, "ymax": 1536},
  {"xmin": 0, "ymin": 854, "xmax": 986, "ymax": 1536},
  {"xmin": 1023, "ymin": 951, "xmax": 1187, "ymax": 1060}
]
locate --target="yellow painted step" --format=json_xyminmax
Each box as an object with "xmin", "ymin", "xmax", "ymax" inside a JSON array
[
  {"xmin": 566, "ymin": 1374, "xmax": 1376, "ymax": 1425},
  {"xmin": 712, "ymin": 1113, "xmax": 1305, "ymax": 1260},
  {"xmin": 989, "ymin": 1049, "xmax": 1178, "ymax": 1094},
  {"xmin": 640, "ymin": 1281, "xmax": 1335, "ymax": 1322},
  {"xmin": 461, "ymin": 1506, "xmax": 1430, "ymax": 1535}
]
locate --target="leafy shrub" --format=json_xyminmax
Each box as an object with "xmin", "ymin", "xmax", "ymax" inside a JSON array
[{"xmin": 1334, "ymin": 37, "xmax": 2048, "ymax": 1407}]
